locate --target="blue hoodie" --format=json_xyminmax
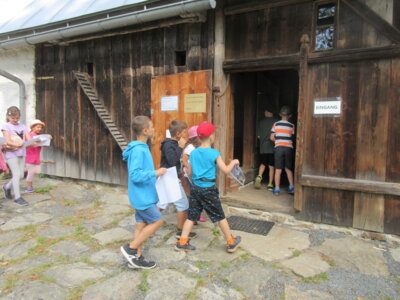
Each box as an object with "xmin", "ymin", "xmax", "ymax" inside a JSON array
[{"xmin": 122, "ymin": 141, "xmax": 158, "ymax": 210}]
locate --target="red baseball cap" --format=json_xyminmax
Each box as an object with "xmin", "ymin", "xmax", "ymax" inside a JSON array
[{"xmin": 197, "ymin": 122, "xmax": 215, "ymax": 138}]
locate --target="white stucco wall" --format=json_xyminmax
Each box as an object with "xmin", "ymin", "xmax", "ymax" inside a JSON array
[{"xmin": 0, "ymin": 46, "xmax": 35, "ymax": 128}]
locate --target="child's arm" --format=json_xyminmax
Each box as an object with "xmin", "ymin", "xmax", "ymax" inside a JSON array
[
  {"xmin": 2, "ymin": 130, "xmax": 21, "ymax": 148},
  {"xmin": 216, "ymin": 156, "xmax": 239, "ymax": 175},
  {"xmin": 163, "ymin": 143, "xmax": 183, "ymax": 167},
  {"xmin": 182, "ymin": 153, "xmax": 191, "ymax": 176},
  {"xmin": 128, "ymin": 151, "xmax": 158, "ymax": 183}
]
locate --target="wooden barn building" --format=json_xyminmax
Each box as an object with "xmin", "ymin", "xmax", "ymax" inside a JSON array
[{"xmin": 1, "ymin": 0, "xmax": 399, "ymax": 234}]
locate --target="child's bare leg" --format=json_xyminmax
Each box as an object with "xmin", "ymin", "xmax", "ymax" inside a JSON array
[
  {"xmin": 274, "ymin": 169, "xmax": 282, "ymax": 189},
  {"xmin": 268, "ymin": 166, "xmax": 275, "ymax": 185},
  {"xmin": 26, "ymin": 181, "xmax": 33, "ymax": 188},
  {"xmin": 258, "ymin": 163, "xmax": 266, "ymax": 176},
  {"xmin": 180, "ymin": 219, "xmax": 195, "ymax": 239},
  {"xmin": 130, "ymin": 219, "xmax": 164, "ymax": 251},
  {"xmin": 130, "ymin": 222, "xmax": 146, "ymax": 257},
  {"xmin": 177, "ymin": 210, "xmax": 187, "ymax": 230},
  {"xmin": 285, "ymin": 168, "xmax": 294, "ymax": 186},
  {"xmin": 218, "ymin": 219, "xmax": 233, "ymax": 240}
]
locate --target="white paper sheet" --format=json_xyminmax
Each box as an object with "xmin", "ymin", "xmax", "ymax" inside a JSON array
[
  {"xmin": 36, "ymin": 134, "xmax": 51, "ymax": 147},
  {"xmin": 156, "ymin": 167, "xmax": 181, "ymax": 205},
  {"xmin": 0, "ymin": 137, "xmax": 5, "ymax": 145},
  {"xmin": 22, "ymin": 136, "xmax": 41, "ymax": 148}
]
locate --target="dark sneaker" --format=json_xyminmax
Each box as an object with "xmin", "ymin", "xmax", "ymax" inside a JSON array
[
  {"xmin": 254, "ymin": 175, "xmax": 262, "ymax": 189},
  {"xmin": 227, "ymin": 236, "xmax": 241, "ymax": 253},
  {"xmin": 175, "ymin": 240, "xmax": 196, "ymax": 252},
  {"xmin": 126, "ymin": 255, "xmax": 157, "ymax": 270},
  {"xmin": 14, "ymin": 197, "xmax": 29, "ymax": 206},
  {"xmin": 120, "ymin": 244, "xmax": 138, "ymax": 266},
  {"xmin": 176, "ymin": 230, "xmax": 197, "ymax": 239},
  {"xmin": 267, "ymin": 184, "xmax": 274, "ymax": 191},
  {"xmin": 3, "ymin": 185, "xmax": 12, "ymax": 199}
]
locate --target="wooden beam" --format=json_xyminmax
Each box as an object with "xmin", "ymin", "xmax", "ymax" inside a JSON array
[
  {"xmin": 223, "ymin": 54, "xmax": 300, "ymax": 72},
  {"xmin": 224, "ymin": 0, "xmax": 311, "ymax": 16},
  {"xmin": 308, "ymin": 44, "xmax": 400, "ymax": 64},
  {"xmin": 300, "ymin": 175, "xmax": 400, "ymax": 197},
  {"xmin": 341, "ymin": 0, "xmax": 400, "ymax": 44}
]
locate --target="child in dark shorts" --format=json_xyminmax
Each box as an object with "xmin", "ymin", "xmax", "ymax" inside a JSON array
[{"xmin": 175, "ymin": 122, "xmax": 242, "ymax": 253}]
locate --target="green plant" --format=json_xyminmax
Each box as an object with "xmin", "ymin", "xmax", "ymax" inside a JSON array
[
  {"xmin": 186, "ymin": 290, "xmax": 197, "ymax": 299},
  {"xmin": 292, "ymin": 249, "xmax": 302, "ymax": 257},
  {"xmin": 301, "ymin": 272, "xmax": 329, "ymax": 284},
  {"xmin": 39, "ymin": 173, "xmax": 50, "ymax": 178},
  {"xmin": 195, "ymin": 261, "xmax": 213, "ymax": 270},
  {"xmin": 239, "ymin": 252, "xmax": 251, "ymax": 261},
  {"xmin": 138, "ymin": 270, "xmax": 150, "ymax": 292},
  {"xmin": 212, "ymin": 227, "xmax": 220, "ymax": 237},
  {"xmin": 219, "ymin": 261, "xmax": 231, "ymax": 269},
  {"xmin": 34, "ymin": 185, "xmax": 53, "ymax": 193}
]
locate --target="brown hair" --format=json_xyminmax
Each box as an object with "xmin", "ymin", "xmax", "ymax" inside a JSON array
[
  {"xmin": 169, "ymin": 120, "xmax": 187, "ymax": 137},
  {"xmin": 6, "ymin": 106, "xmax": 20, "ymax": 122},
  {"xmin": 132, "ymin": 116, "xmax": 150, "ymax": 138}
]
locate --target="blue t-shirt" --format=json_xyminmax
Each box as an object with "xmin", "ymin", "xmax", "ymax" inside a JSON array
[{"xmin": 190, "ymin": 147, "xmax": 220, "ymax": 188}]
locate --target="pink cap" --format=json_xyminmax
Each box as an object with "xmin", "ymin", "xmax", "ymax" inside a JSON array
[{"xmin": 188, "ymin": 126, "xmax": 199, "ymax": 138}]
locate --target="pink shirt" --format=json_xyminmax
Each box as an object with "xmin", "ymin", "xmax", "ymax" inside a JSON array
[{"xmin": 26, "ymin": 132, "xmax": 42, "ymax": 164}]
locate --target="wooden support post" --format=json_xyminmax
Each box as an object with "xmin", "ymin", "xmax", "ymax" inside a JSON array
[
  {"xmin": 294, "ymin": 34, "xmax": 310, "ymax": 211},
  {"xmin": 213, "ymin": 3, "xmax": 229, "ymax": 194}
]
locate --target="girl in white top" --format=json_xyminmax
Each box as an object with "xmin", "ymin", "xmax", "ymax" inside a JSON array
[{"xmin": 182, "ymin": 125, "xmax": 206, "ymax": 222}]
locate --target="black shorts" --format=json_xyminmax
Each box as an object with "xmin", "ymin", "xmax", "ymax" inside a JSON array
[
  {"xmin": 188, "ymin": 185, "xmax": 225, "ymax": 223},
  {"xmin": 274, "ymin": 147, "xmax": 294, "ymax": 170},
  {"xmin": 260, "ymin": 153, "xmax": 274, "ymax": 167}
]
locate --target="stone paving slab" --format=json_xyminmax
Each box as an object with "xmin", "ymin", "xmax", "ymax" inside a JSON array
[
  {"xmin": 43, "ymin": 262, "xmax": 106, "ymax": 288},
  {"xmin": 196, "ymin": 285, "xmax": 244, "ymax": 300},
  {"xmin": 36, "ymin": 223, "xmax": 76, "ymax": 239},
  {"xmin": 285, "ymin": 285, "xmax": 334, "ymax": 300},
  {"xmin": 92, "ymin": 228, "xmax": 132, "ymax": 245},
  {"xmin": 147, "ymin": 246, "xmax": 186, "ymax": 266},
  {"xmin": 81, "ymin": 271, "xmax": 141, "ymax": 300},
  {"xmin": 390, "ymin": 247, "xmax": 400, "ymax": 263},
  {"xmin": 281, "ymin": 251, "xmax": 330, "ymax": 278},
  {"xmin": 232, "ymin": 226, "xmax": 310, "ymax": 261},
  {"xmin": 1, "ymin": 213, "xmax": 52, "ymax": 231},
  {"xmin": 47, "ymin": 240, "xmax": 90, "ymax": 258},
  {"xmin": 3, "ymin": 281, "xmax": 68, "ymax": 300},
  {"xmin": 0, "ymin": 231, "xmax": 24, "ymax": 246},
  {"xmin": 89, "ymin": 249, "xmax": 121, "ymax": 264},
  {"xmin": 146, "ymin": 269, "xmax": 197, "ymax": 300},
  {"xmin": 315, "ymin": 237, "xmax": 389, "ymax": 277},
  {"xmin": 0, "ymin": 239, "xmax": 36, "ymax": 260}
]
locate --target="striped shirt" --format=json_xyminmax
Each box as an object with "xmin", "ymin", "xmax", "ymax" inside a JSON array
[{"xmin": 271, "ymin": 120, "xmax": 295, "ymax": 148}]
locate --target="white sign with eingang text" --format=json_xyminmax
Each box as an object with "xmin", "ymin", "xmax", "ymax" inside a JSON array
[{"xmin": 313, "ymin": 97, "xmax": 342, "ymax": 116}]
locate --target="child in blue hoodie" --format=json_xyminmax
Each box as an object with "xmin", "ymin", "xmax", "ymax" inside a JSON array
[{"xmin": 120, "ymin": 116, "xmax": 167, "ymax": 269}]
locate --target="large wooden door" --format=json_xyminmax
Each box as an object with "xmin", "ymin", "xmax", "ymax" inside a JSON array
[{"xmin": 150, "ymin": 70, "xmax": 212, "ymax": 168}]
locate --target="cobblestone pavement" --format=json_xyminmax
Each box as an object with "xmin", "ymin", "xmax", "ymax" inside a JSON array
[{"xmin": 0, "ymin": 177, "xmax": 399, "ymax": 300}]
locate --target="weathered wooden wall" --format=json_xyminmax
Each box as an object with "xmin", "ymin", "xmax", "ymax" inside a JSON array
[
  {"xmin": 35, "ymin": 15, "xmax": 214, "ymax": 185},
  {"xmin": 223, "ymin": 0, "xmax": 400, "ymax": 233}
]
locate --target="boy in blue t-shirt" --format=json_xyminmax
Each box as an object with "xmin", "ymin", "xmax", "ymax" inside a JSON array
[
  {"xmin": 175, "ymin": 122, "xmax": 242, "ymax": 253},
  {"xmin": 120, "ymin": 116, "xmax": 167, "ymax": 269}
]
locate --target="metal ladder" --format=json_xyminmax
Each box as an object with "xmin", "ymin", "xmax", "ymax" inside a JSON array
[{"xmin": 73, "ymin": 71, "xmax": 128, "ymax": 151}]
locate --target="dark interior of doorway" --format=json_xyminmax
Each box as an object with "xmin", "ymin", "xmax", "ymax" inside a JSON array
[{"xmin": 232, "ymin": 69, "xmax": 299, "ymax": 186}]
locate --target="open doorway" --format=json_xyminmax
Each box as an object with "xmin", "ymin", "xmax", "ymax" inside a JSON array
[{"xmin": 225, "ymin": 69, "xmax": 299, "ymax": 214}]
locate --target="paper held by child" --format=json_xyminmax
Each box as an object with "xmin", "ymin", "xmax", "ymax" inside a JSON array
[
  {"xmin": 156, "ymin": 166, "xmax": 181, "ymax": 205},
  {"xmin": 230, "ymin": 165, "xmax": 245, "ymax": 186},
  {"xmin": 23, "ymin": 134, "xmax": 51, "ymax": 148}
]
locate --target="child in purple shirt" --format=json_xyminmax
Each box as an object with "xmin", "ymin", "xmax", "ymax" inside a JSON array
[{"xmin": 2, "ymin": 106, "xmax": 33, "ymax": 206}]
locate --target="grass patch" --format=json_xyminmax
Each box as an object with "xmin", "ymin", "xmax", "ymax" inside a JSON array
[
  {"xmin": 66, "ymin": 287, "xmax": 84, "ymax": 300},
  {"xmin": 395, "ymin": 276, "xmax": 400, "ymax": 285},
  {"xmin": 238, "ymin": 252, "xmax": 251, "ymax": 261},
  {"xmin": 186, "ymin": 290, "xmax": 197, "ymax": 299},
  {"xmin": 60, "ymin": 199, "xmax": 78, "ymax": 207},
  {"xmin": 138, "ymin": 270, "xmax": 151, "ymax": 292},
  {"xmin": 34, "ymin": 185, "xmax": 53, "ymax": 193},
  {"xmin": 92, "ymin": 199, "xmax": 104, "ymax": 209},
  {"xmin": 292, "ymin": 249, "xmax": 302, "ymax": 257},
  {"xmin": 212, "ymin": 227, "xmax": 220, "ymax": 237},
  {"xmin": 3, "ymin": 274, "xmax": 18, "ymax": 293},
  {"xmin": 301, "ymin": 272, "xmax": 329, "ymax": 284},
  {"xmin": 219, "ymin": 261, "xmax": 231, "ymax": 269},
  {"xmin": 222, "ymin": 278, "xmax": 232, "ymax": 286},
  {"xmin": 271, "ymin": 262, "xmax": 284, "ymax": 269},
  {"xmin": 60, "ymin": 216, "xmax": 81, "ymax": 227},
  {"xmin": 321, "ymin": 254, "xmax": 336, "ymax": 267},
  {"xmin": 40, "ymin": 276, "xmax": 57, "ymax": 283},
  {"xmin": 195, "ymin": 261, "xmax": 213, "ymax": 270},
  {"xmin": 39, "ymin": 173, "xmax": 50, "ymax": 178}
]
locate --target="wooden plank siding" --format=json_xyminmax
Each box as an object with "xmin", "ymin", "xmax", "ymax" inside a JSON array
[{"xmin": 35, "ymin": 14, "xmax": 215, "ymax": 185}]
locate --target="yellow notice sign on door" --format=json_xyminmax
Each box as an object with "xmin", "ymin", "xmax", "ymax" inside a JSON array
[{"xmin": 184, "ymin": 93, "xmax": 207, "ymax": 113}]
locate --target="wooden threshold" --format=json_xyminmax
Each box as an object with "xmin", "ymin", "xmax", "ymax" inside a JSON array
[{"xmin": 300, "ymin": 175, "xmax": 400, "ymax": 197}]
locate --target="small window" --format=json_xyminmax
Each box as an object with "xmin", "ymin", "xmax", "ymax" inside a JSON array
[
  {"xmin": 175, "ymin": 51, "xmax": 186, "ymax": 66},
  {"xmin": 314, "ymin": 3, "xmax": 336, "ymax": 51},
  {"xmin": 87, "ymin": 62, "xmax": 94, "ymax": 76}
]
